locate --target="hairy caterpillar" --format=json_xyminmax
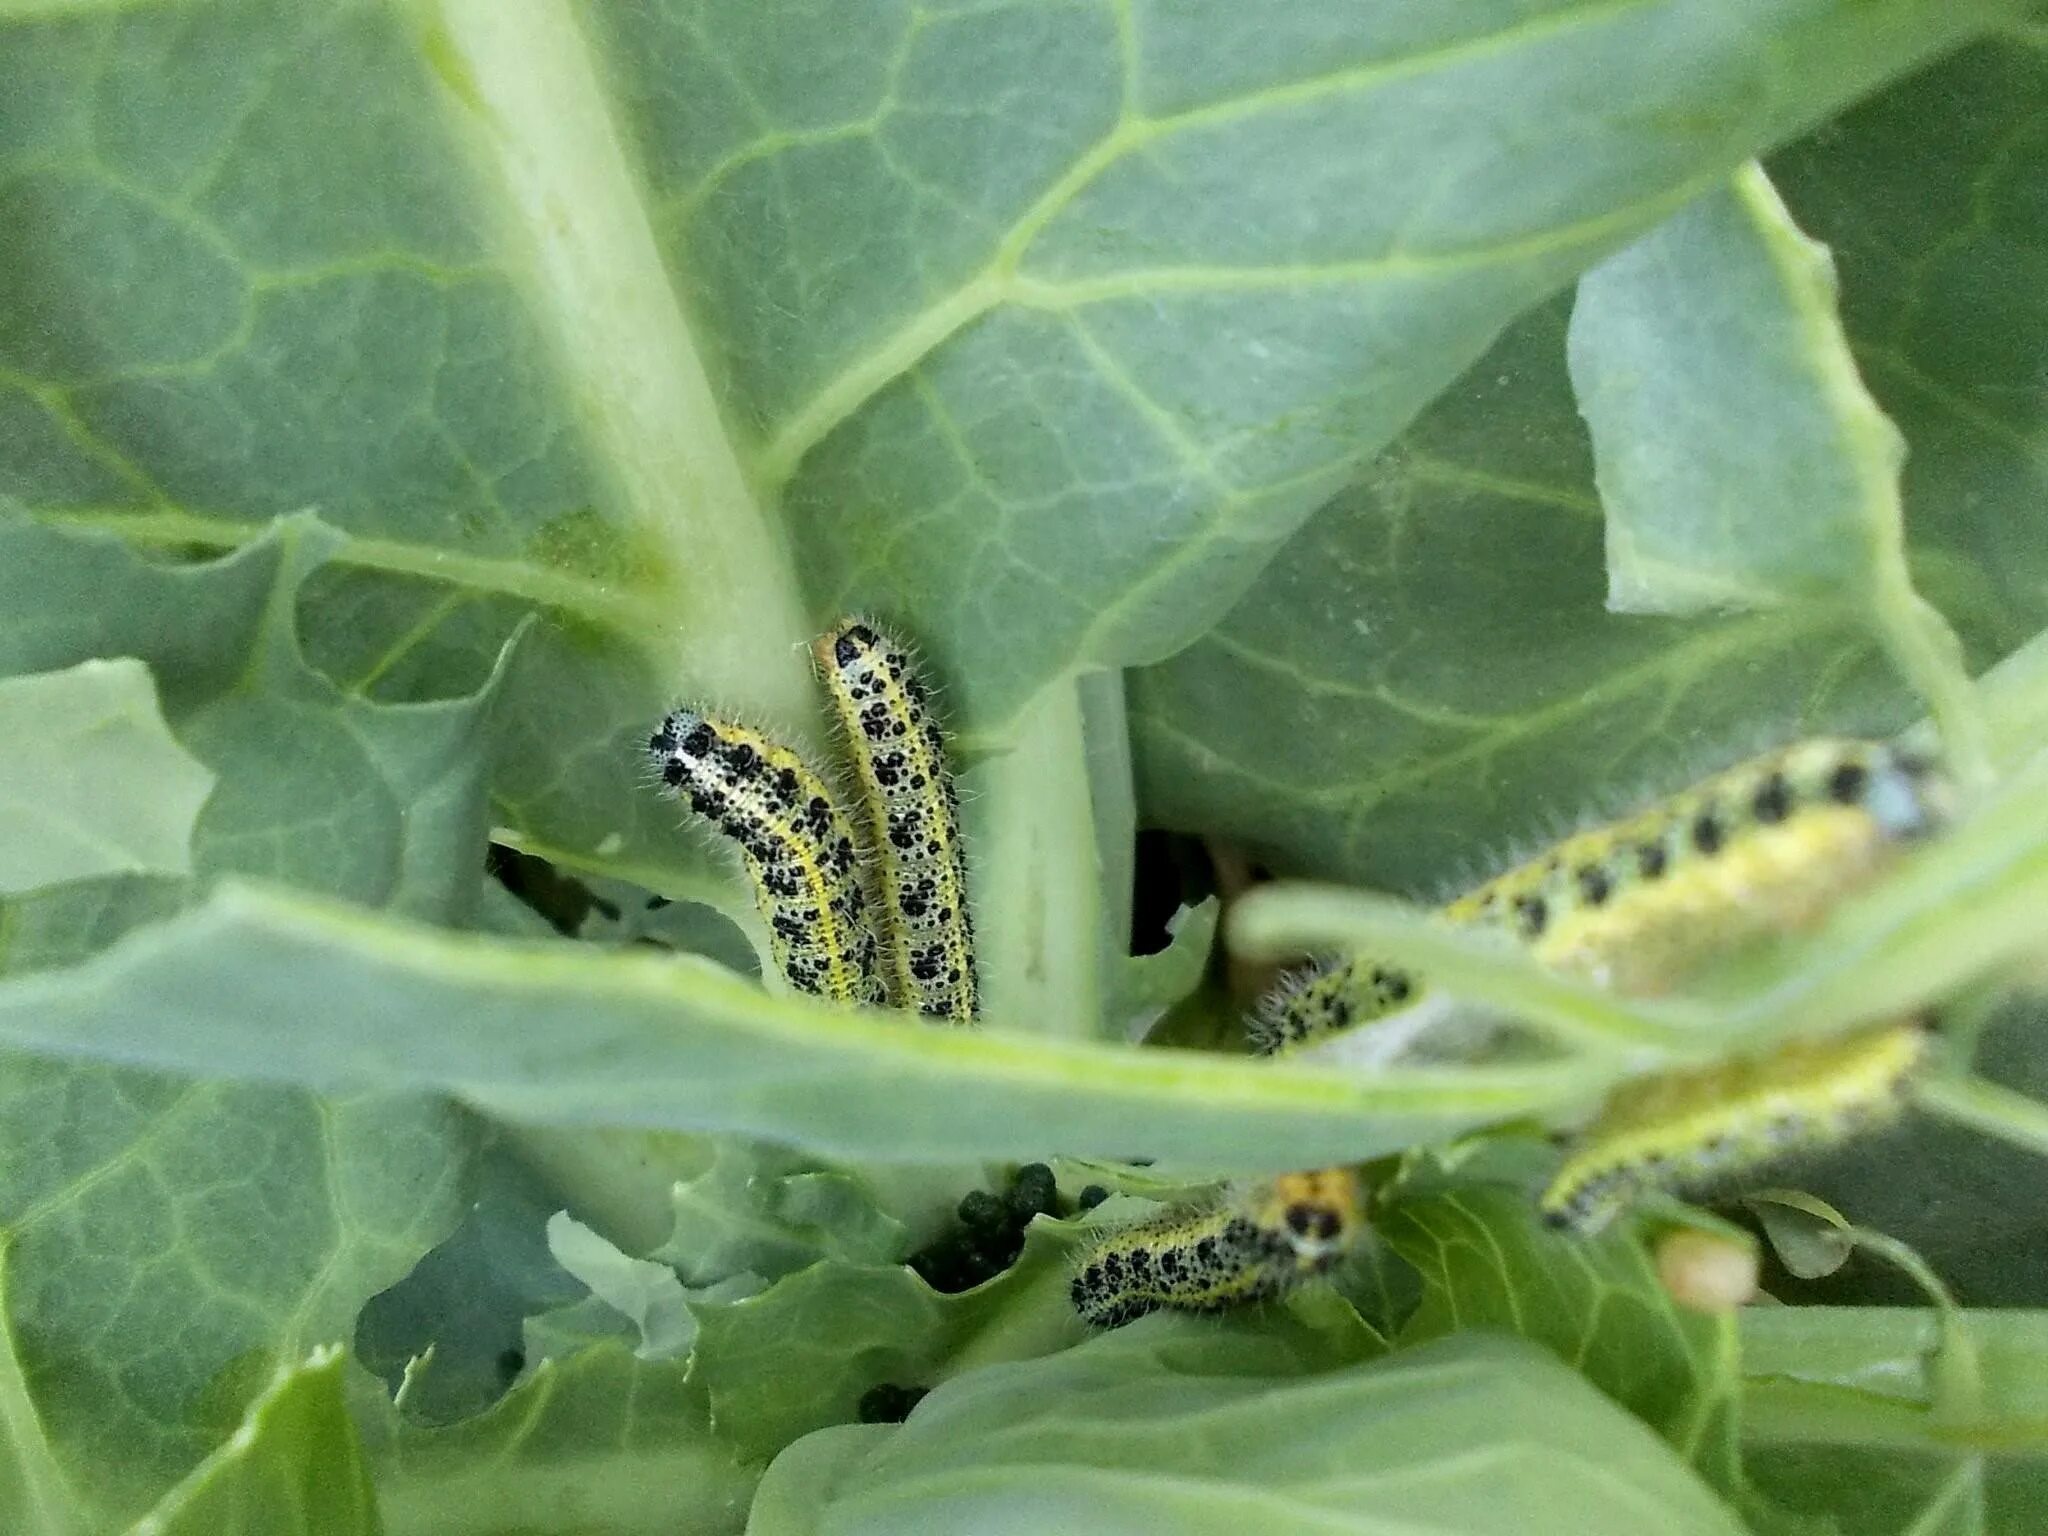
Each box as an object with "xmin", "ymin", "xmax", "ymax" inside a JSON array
[
  {"xmin": 811, "ymin": 618, "xmax": 977, "ymax": 1020},
  {"xmin": 647, "ymin": 710, "xmax": 884, "ymax": 1005},
  {"xmin": 1253, "ymin": 737, "xmax": 1950, "ymax": 1055},
  {"xmin": 1070, "ymin": 1167, "xmax": 1363, "ymax": 1329},
  {"xmin": 1538, "ymin": 1017, "xmax": 1929, "ymax": 1234}
]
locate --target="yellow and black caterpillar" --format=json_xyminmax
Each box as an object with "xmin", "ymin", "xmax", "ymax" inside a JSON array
[
  {"xmin": 812, "ymin": 618, "xmax": 978, "ymax": 1021},
  {"xmin": 647, "ymin": 619, "xmax": 977, "ymax": 1018},
  {"xmin": 1253, "ymin": 737, "xmax": 1950, "ymax": 1053},
  {"xmin": 1538, "ymin": 1017, "xmax": 1928, "ymax": 1233},
  {"xmin": 648, "ymin": 710, "xmax": 885, "ymax": 1005},
  {"xmin": 1250, "ymin": 736, "xmax": 1950, "ymax": 1236},
  {"xmin": 1069, "ymin": 1168, "xmax": 1364, "ymax": 1329}
]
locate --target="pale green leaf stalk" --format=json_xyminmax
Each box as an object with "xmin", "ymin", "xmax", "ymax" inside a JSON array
[
  {"xmin": 411, "ymin": 0, "xmax": 814, "ymax": 728},
  {"xmin": 0, "ymin": 882, "xmax": 1581, "ymax": 1171}
]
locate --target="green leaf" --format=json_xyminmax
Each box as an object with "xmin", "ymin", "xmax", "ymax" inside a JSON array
[
  {"xmin": 128, "ymin": 1347, "xmax": 381, "ymax": 1536},
  {"xmin": 1128, "ymin": 295, "xmax": 1903, "ymax": 890},
  {"xmin": 543, "ymin": 1213, "xmax": 694, "ymax": 1361},
  {"xmin": 0, "ymin": 0, "xmax": 2016, "ymax": 904},
  {"xmin": 744, "ymin": 0, "xmax": 2018, "ymax": 737},
  {"xmin": 654, "ymin": 1141, "xmax": 907, "ymax": 1289},
  {"xmin": 352, "ymin": 1156, "xmax": 589, "ymax": 1427},
  {"xmin": 1130, "ymin": 36, "xmax": 2048, "ymax": 890},
  {"xmin": 1568, "ymin": 161, "xmax": 1983, "ymax": 777},
  {"xmin": 1747, "ymin": 1190, "xmax": 1857, "ymax": 1281},
  {"xmin": 1111, "ymin": 897, "xmax": 1220, "ymax": 1042},
  {"xmin": 364, "ymin": 1345, "xmax": 758, "ymax": 1536},
  {"xmin": 1570, "ymin": 165, "xmax": 1918, "ymax": 615},
  {"xmin": 0, "ymin": 658, "xmax": 214, "ymax": 896},
  {"xmin": 1379, "ymin": 1162, "xmax": 1741, "ymax": 1489},
  {"xmin": 0, "ymin": 1053, "xmax": 476, "ymax": 1529},
  {"xmin": 1769, "ymin": 40, "xmax": 2048, "ymax": 676},
  {"xmin": 684, "ymin": 1207, "xmax": 1208, "ymax": 1468},
  {"xmin": 0, "ymin": 882, "xmax": 1582, "ymax": 1171},
  {"xmin": 0, "ymin": 515, "xmax": 508, "ymax": 1526},
  {"xmin": 1741, "ymin": 1307, "xmax": 2048, "ymax": 1536},
  {"xmin": 747, "ymin": 1328, "xmax": 1748, "ymax": 1536},
  {"xmin": 0, "ymin": 514, "xmax": 516, "ymax": 971}
]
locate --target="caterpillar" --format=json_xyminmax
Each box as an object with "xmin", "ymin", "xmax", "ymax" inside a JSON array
[
  {"xmin": 1253, "ymin": 737, "xmax": 1951, "ymax": 1056},
  {"xmin": 1070, "ymin": 1167, "xmax": 1363, "ymax": 1329},
  {"xmin": 811, "ymin": 617, "xmax": 977, "ymax": 1020},
  {"xmin": 647, "ymin": 710, "xmax": 885, "ymax": 1005},
  {"xmin": 1538, "ymin": 1017, "xmax": 1929, "ymax": 1234},
  {"xmin": 1249, "ymin": 958, "xmax": 1416, "ymax": 1056}
]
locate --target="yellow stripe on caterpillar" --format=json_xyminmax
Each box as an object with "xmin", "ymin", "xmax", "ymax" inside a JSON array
[
  {"xmin": 1254, "ymin": 737, "xmax": 1950, "ymax": 1055},
  {"xmin": 648, "ymin": 710, "xmax": 884, "ymax": 1006},
  {"xmin": 1537, "ymin": 1017, "xmax": 1930, "ymax": 1235},
  {"xmin": 812, "ymin": 617, "xmax": 978, "ymax": 1021},
  {"xmin": 1070, "ymin": 1167, "xmax": 1363, "ymax": 1329},
  {"xmin": 1444, "ymin": 737, "xmax": 1949, "ymax": 993}
]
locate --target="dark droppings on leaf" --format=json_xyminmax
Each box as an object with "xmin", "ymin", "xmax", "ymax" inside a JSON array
[
  {"xmin": 1077, "ymin": 1184, "xmax": 1111, "ymax": 1211},
  {"xmin": 1007, "ymin": 1163, "xmax": 1059, "ymax": 1220},
  {"xmin": 956, "ymin": 1189, "xmax": 1007, "ymax": 1232},
  {"xmin": 908, "ymin": 1164, "xmax": 1071, "ymax": 1292}
]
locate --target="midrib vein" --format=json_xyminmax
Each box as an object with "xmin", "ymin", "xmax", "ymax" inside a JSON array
[{"xmin": 419, "ymin": 0, "xmax": 814, "ymax": 720}]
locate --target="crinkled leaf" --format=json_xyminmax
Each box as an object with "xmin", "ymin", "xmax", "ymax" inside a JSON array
[
  {"xmin": 354, "ymin": 1157, "xmax": 587, "ymax": 1427},
  {"xmin": 129, "ymin": 1347, "xmax": 380, "ymax": 1536},
  {"xmin": 544, "ymin": 1213, "xmax": 694, "ymax": 1361},
  {"xmin": 1112, "ymin": 897, "xmax": 1220, "ymax": 1042},
  {"xmin": 686, "ymin": 1225, "xmax": 1086, "ymax": 1465},
  {"xmin": 748, "ymin": 1328, "xmax": 1747, "ymax": 1536},
  {"xmin": 655, "ymin": 1141, "xmax": 907, "ymax": 1289},
  {"xmin": 0, "ymin": 514, "xmax": 514, "ymax": 969},
  {"xmin": 0, "ymin": 515, "xmax": 506, "ymax": 1524},
  {"xmin": 0, "ymin": 658, "xmax": 214, "ymax": 896}
]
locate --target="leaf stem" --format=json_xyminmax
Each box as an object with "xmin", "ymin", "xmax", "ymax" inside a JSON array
[
  {"xmin": 967, "ymin": 675, "xmax": 1105, "ymax": 1040},
  {"xmin": 1914, "ymin": 1074, "xmax": 2048, "ymax": 1163},
  {"xmin": 1228, "ymin": 882, "xmax": 1695, "ymax": 1055},
  {"xmin": 415, "ymin": 0, "xmax": 814, "ymax": 724}
]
